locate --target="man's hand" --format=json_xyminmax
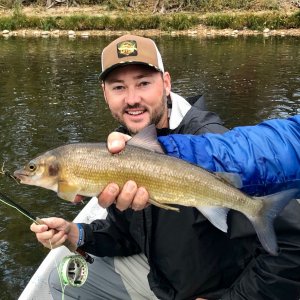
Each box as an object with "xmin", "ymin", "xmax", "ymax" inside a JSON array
[
  {"xmin": 30, "ymin": 217, "xmax": 78, "ymax": 251},
  {"xmin": 106, "ymin": 131, "xmax": 131, "ymax": 154},
  {"xmin": 98, "ymin": 132, "xmax": 150, "ymax": 211}
]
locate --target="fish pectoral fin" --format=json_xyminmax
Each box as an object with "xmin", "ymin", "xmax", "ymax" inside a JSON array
[
  {"xmin": 148, "ymin": 198, "xmax": 179, "ymax": 212},
  {"xmin": 215, "ymin": 172, "xmax": 243, "ymax": 189},
  {"xmin": 57, "ymin": 181, "xmax": 80, "ymax": 202},
  {"xmin": 197, "ymin": 206, "xmax": 229, "ymax": 232}
]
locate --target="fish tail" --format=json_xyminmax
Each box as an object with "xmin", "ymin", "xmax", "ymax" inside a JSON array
[{"xmin": 250, "ymin": 188, "xmax": 299, "ymax": 256}]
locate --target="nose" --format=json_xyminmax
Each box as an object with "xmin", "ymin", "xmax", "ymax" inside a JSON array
[{"xmin": 125, "ymin": 87, "xmax": 140, "ymax": 106}]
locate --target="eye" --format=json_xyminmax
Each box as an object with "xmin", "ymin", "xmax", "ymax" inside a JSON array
[
  {"xmin": 112, "ymin": 85, "xmax": 125, "ymax": 91},
  {"xmin": 28, "ymin": 162, "xmax": 37, "ymax": 172},
  {"xmin": 138, "ymin": 81, "xmax": 150, "ymax": 87}
]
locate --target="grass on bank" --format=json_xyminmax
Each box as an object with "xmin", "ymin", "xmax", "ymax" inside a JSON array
[
  {"xmin": 0, "ymin": 10, "xmax": 299, "ymax": 31},
  {"xmin": 0, "ymin": 0, "xmax": 296, "ymax": 11},
  {"xmin": 204, "ymin": 11, "xmax": 300, "ymax": 30}
]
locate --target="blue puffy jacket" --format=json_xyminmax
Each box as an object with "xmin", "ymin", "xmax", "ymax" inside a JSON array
[
  {"xmin": 159, "ymin": 115, "xmax": 300, "ymax": 300},
  {"xmin": 159, "ymin": 115, "xmax": 300, "ymax": 196}
]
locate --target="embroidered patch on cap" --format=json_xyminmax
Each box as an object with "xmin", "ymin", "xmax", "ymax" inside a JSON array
[{"xmin": 117, "ymin": 40, "xmax": 138, "ymax": 58}]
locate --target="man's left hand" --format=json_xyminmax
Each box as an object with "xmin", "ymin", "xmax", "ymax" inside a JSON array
[{"xmin": 98, "ymin": 132, "xmax": 150, "ymax": 211}]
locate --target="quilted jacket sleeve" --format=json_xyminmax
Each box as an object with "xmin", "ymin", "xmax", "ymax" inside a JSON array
[{"xmin": 159, "ymin": 115, "xmax": 300, "ymax": 300}]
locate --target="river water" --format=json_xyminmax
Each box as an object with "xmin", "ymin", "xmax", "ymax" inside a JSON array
[{"xmin": 0, "ymin": 34, "xmax": 299, "ymax": 299}]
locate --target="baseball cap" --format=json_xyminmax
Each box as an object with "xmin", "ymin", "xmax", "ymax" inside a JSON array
[{"xmin": 99, "ymin": 34, "xmax": 165, "ymax": 80}]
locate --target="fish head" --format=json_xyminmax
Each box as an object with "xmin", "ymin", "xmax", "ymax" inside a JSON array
[{"xmin": 14, "ymin": 153, "xmax": 60, "ymax": 192}]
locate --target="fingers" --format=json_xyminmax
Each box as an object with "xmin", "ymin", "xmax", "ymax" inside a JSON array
[
  {"xmin": 99, "ymin": 181, "xmax": 150, "ymax": 211},
  {"xmin": 131, "ymin": 187, "xmax": 149, "ymax": 211},
  {"xmin": 33, "ymin": 217, "xmax": 67, "ymax": 231},
  {"xmin": 30, "ymin": 222, "xmax": 48, "ymax": 233},
  {"xmin": 34, "ymin": 228, "xmax": 67, "ymax": 249},
  {"xmin": 107, "ymin": 132, "xmax": 131, "ymax": 154},
  {"xmin": 30, "ymin": 217, "xmax": 70, "ymax": 250},
  {"xmin": 98, "ymin": 183, "xmax": 120, "ymax": 208},
  {"xmin": 116, "ymin": 180, "xmax": 138, "ymax": 211}
]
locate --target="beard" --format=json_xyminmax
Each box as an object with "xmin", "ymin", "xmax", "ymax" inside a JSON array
[{"xmin": 112, "ymin": 91, "xmax": 167, "ymax": 135}]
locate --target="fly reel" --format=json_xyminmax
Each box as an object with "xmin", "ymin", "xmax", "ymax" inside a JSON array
[{"xmin": 59, "ymin": 254, "xmax": 89, "ymax": 287}]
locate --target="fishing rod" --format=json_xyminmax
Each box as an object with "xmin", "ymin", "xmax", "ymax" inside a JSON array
[
  {"xmin": 0, "ymin": 191, "xmax": 92, "ymax": 287},
  {"xmin": 0, "ymin": 191, "xmax": 38, "ymax": 223}
]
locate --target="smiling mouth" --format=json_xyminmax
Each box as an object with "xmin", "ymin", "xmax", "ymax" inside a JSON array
[{"xmin": 126, "ymin": 109, "xmax": 145, "ymax": 116}]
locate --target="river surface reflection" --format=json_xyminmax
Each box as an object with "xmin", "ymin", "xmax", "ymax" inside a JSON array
[{"xmin": 0, "ymin": 34, "xmax": 299, "ymax": 299}]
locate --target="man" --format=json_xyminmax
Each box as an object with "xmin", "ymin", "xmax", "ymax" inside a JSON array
[
  {"xmin": 98, "ymin": 34, "xmax": 227, "ymax": 214},
  {"xmin": 33, "ymin": 34, "xmax": 227, "ymax": 300},
  {"xmin": 31, "ymin": 35, "xmax": 300, "ymax": 300}
]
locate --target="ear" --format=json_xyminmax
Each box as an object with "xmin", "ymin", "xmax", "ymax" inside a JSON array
[
  {"xmin": 163, "ymin": 72, "xmax": 171, "ymax": 96},
  {"xmin": 101, "ymin": 82, "xmax": 108, "ymax": 104}
]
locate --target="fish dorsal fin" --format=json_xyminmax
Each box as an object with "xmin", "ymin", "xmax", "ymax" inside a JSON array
[
  {"xmin": 215, "ymin": 172, "xmax": 243, "ymax": 189},
  {"xmin": 197, "ymin": 206, "xmax": 229, "ymax": 232},
  {"xmin": 127, "ymin": 124, "xmax": 165, "ymax": 154}
]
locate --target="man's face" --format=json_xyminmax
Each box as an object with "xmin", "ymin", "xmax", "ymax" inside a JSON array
[{"xmin": 102, "ymin": 64, "xmax": 171, "ymax": 134}]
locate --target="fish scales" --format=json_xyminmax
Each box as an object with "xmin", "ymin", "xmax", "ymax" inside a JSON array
[
  {"xmin": 50, "ymin": 143, "xmax": 262, "ymax": 217},
  {"xmin": 14, "ymin": 127, "xmax": 299, "ymax": 256}
]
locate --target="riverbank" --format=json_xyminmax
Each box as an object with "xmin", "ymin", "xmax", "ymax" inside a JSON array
[
  {"xmin": 2, "ymin": 26, "xmax": 300, "ymax": 38},
  {"xmin": 1, "ymin": 5, "xmax": 300, "ymax": 37}
]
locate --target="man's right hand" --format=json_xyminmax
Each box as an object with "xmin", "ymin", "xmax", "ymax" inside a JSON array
[
  {"xmin": 30, "ymin": 217, "xmax": 78, "ymax": 251},
  {"xmin": 98, "ymin": 132, "xmax": 150, "ymax": 211}
]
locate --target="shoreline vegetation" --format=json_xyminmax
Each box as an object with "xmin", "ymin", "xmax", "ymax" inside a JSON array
[{"xmin": 0, "ymin": 1, "xmax": 300, "ymax": 37}]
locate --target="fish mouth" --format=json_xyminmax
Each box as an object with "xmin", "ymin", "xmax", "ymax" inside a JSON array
[{"xmin": 13, "ymin": 170, "xmax": 27, "ymax": 182}]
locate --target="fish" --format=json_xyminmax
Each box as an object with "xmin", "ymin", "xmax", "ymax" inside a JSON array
[{"xmin": 14, "ymin": 125, "xmax": 298, "ymax": 255}]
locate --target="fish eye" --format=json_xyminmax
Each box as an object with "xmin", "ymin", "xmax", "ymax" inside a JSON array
[{"xmin": 28, "ymin": 162, "xmax": 37, "ymax": 172}]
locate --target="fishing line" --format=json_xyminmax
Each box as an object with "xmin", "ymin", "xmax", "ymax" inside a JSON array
[
  {"xmin": 0, "ymin": 162, "xmax": 20, "ymax": 185},
  {"xmin": 49, "ymin": 239, "xmax": 67, "ymax": 300},
  {"xmin": 0, "ymin": 198, "xmax": 36, "ymax": 223},
  {"xmin": 0, "ymin": 192, "xmax": 38, "ymax": 224}
]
